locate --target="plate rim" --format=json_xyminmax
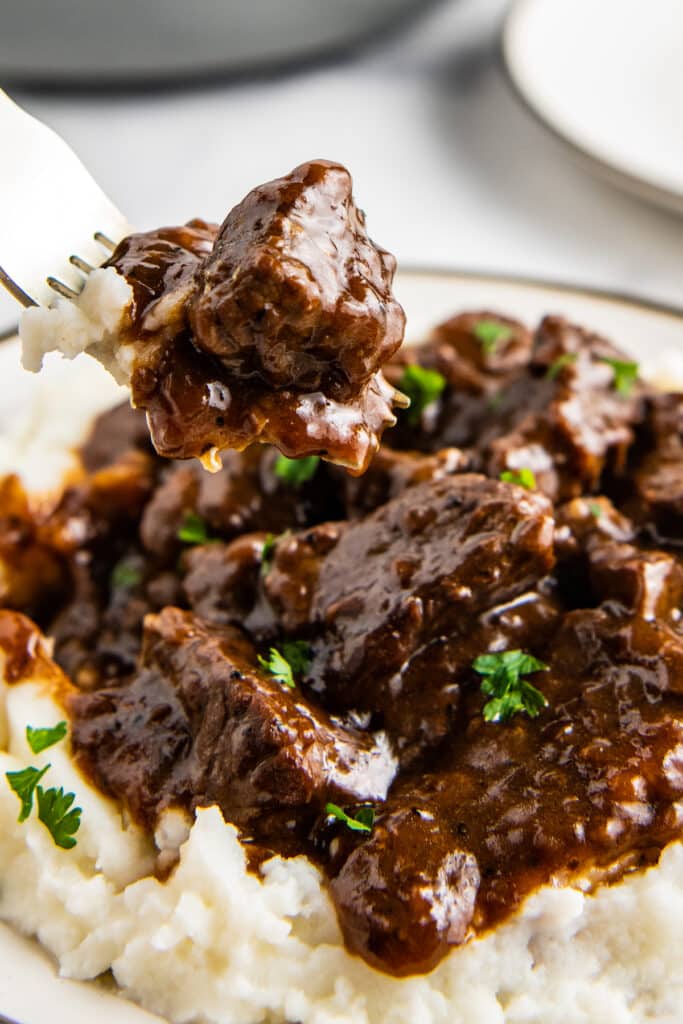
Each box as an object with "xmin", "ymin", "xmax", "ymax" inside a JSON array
[{"xmin": 499, "ymin": 0, "xmax": 683, "ymax": 217}]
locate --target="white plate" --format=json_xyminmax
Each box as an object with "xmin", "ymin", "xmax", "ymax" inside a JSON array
[
  {"xmin": 502, "ymin": 0, "xmax": 683, "ymax": 214},
  {"xmin": 0, "ymin": 269, "xmax": 682, "ymax": 1024}
]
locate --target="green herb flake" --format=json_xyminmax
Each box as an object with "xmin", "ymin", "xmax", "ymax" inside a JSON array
[
  {"xmin": 472, "ymin": 319, "xmax": 513, "ymax": 355},
  {"xmin": 599, "ymin": 357, "xmax": 639, "ymax": 397},
  {"xmin": 261, "ymin": 533, "xmax": 276, "ymax": 576},
  {"xmin": 111, "ymin": 559, "xmax": 143, "ymax": 590},
  {"xmin": 26, "ymin": 721, "xmax": 67, "ymax": 755},
  {"xmin": 546, "ymin": 352, "xmax": 577, "ymax": 380},
  {"xmin": 258, "ymin": 647, "xmax": 296, "ymax": 689},
  {"xmin": 6, "ymin": 764, "xmax": 50, "ymax": 822},
  {"xmin": 281, "ymin": 640, "xmax": 311, "ymax": 675},
  {"xmin": 36, "ymin": 785, "xmax": 82, "ymax": 850},
  {"xmin": 274, "ymin": 455, "xmax": 320, "ymax": 487},
  {"xmin": 325, "ymin": 802, "xmax": 375, "ymax": 833},
  {"xmin": 473, "ymin": 649, "xmax": 549, "ymax": 724},
  {"xmin": 588, "ymin": 501, "xmax": 603, "ymax": 519},
  {"xmin": 177, "ymin": 512, "xmax": 211, "ymax": 545},
  {"xmin": 398, "ymin": 364, "xmax": 447, "ymax": 427},
  {"xmin": 500, "ymin": 468, "xmax": 536, "ymax": 490}
]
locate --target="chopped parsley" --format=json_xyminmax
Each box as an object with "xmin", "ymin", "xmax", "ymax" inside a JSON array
[
  {"xmin": 258, "ymin": 641, "xmax": 311, "ymax": 689},
  {"xmin": 588, "ymin": 501, "xmax": 603, "ymax": 519},
  {"xmin": 398, "ymin": 364, "xmax": 446, "ymax": 426},
  {"xmin": 274, "ymin": 455, "xmax": 320, "ymax": 487},
  {"xmin": 6, "ymin": 764, "xmax": 49, "ymax": 822},
  {"xmin": 261, "ymin": 533, "xmax": 276, "ymax": 576},
  {"xmin": 599, "ymin": 357, "xmax": 639, "ymax": 397},
  {"xmin": 177, "ymin": 512, "xmax": 212, "ymax": 545},
  {"xmin": 110, "ymin": 558, "xmax": 143, "ymax": 590},
  {"xmin": 325, "ymin": 802, "xmax": 375, "ymax": 833},
  {"xmin": 36, "ymin": 785, "xmax": 82, "ymax": 850},
  {"xmin": 26, "ymin": 721, "xmax": 68, "ymax": 755},
  {"xmin": 546, "ymin": 352, "xmax": 577, "ymax": 380},
  {"xmin": 500, "ymin": 468, "xmax": 536, "ymax": 490},
  {"xmin": 6, "ymin": 721, "xmax": 81, "ymax": 848},
  {"xmin": 472, "ymin": 319, "xmax": 512, "ymax": 355},
  {"xmin": 473, "ymin": 649, "xmax": 549, "ymax": 723}
]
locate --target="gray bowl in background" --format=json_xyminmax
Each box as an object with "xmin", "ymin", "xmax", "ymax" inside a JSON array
[{"xmin": 0, "ymin": 0, "xmax": 428, "ymax": 85}]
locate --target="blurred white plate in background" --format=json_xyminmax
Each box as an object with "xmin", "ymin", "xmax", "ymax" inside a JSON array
[{"xmin": 503, "ymin": 0, "xmax": 683, "ymax": 214}]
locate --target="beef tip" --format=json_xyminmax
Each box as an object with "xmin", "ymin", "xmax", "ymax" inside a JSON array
[
  {"xmin": 106, "ymin": 219, "xmax": 218, "ymax": 331},
  {"xmin": 69, "ymin": 608, "xmax": 397, "ymax": 834},
  {"xmin": 487, "ymin": 317, "xmax": 647, "ymax": 499},
  {"xmin": 189, "ymin": 160, "xmax": 404, "ymax": 401},
  {"xmin": 80, "ymin": 402, "xmax": 155, "ymax": 473},
  {"xmin": 182, "ymin": 534, "xmax": 267, "ymax": 627},
  {"xmin": 330, "ymin": 805, "xmax": 479, "ymax": 976},
  {"xmin": 264, "ymin": 474, "xmax": 555, "ymax": 719},
  {"xmin": 338, "ymin": 444, "xmax": 469, "ymax": 519},
  {"xmin": 0, "ymin": 475, "xmax": 66, "ymax": 616},
  {"xmin": 554, "ymin": 496, "xmax": 683, "ymax": 619},
  {"xmin": 140, "ymin": 445, "xmax": 342, "ymax": 561},
  {"xmin": 630, "ymin": 393, "xmax": 683, "ymax": 545}
]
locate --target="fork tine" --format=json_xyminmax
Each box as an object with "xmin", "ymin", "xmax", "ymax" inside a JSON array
[
  {"xmin": 0, "ymin": 266, "xmax": 37, "ymax": 308},
  {"xmin": 94, "ymin": 231, "xmax": 116, "ymax": 252},
  {"xmin": 69, "ymin": 254, "xmax": 95, "ymax": 275},
  {"xmin": 47, "ymin": 276, "xmax": 81, "ymax": 300}
]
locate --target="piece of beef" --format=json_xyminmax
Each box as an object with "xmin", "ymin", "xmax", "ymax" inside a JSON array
[
  {"xmin": 80, "ymin": 402, "xmax": 156, "ymax": 474},
  {"xmin": 69, "ymin": 608, "xmax": 397, "ymax": 837},
  {"xmin": 629, "ymin": 392, "xmax": 683, "ymax": 545},
  {"xmin": 189, "ymin": 160, "xmax": 404, "ymax": 401},
  {"xmin": 140, "ymin": 444, "xmax": 341, "ymax": 562},
  {"xmin": 387, "ymin": 315, "xmax": 647, "ymax": 501},
  {"xmin": 329, "ymin": 601, "xmax": 683, "ymax": 975},
  {"xmin": 262, "ymin": 475, "xmax": 555, "ymax": 737}
]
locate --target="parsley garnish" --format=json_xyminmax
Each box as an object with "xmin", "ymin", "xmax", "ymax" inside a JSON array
[
  {"xmin": 36, "ymin": 785, "xmax": 82, "ymax": 850},
  {"xmin": 472, "ymin": 319, "xmax": 512, "ymax": 355},
  {"xmin": 546, "ymin": 352, "xmax": 577, "ymax": 380},
  {"xmin": 258, "ymin": 641, "xmax": 311, "ymax": 689},
  {"xmin": 599, "ymin": 357, "xmax": 639, "ymax": 397},
  {"xmin": 110, "ymin": 559, "xmax": 143, "ymax": 590},
  {"xmin": 26, "ymin": 721, "xmax": 67, "ymax": 755},
  {"xmin": 6, "ymin": 764, "xmax": 49, "ymax": 822},
  {"xmin": 473, "ymin": 649, "xmax": 549, "ymax": 723},
  {"xmin": 500, "ymin": 468, "xmax": 536, "ymax": 490},
  {"xmin": 261, "ymin": 533, "xmax": 276, "ymax": 576},
  {"xmin": 281, "ymin": 640, "xmax": 311, "ymax": 675},
  {"xmin": 398, "ymin": 365, "xmax": 446, "ymax": 426},
  {"xmin": 177, "ymin": 512, "xmax": 212, "ymax": 545},
  {"xmin": 325, "ymin": 802, "xmax": 375, "ymax": 833},
  {"xmin": 589, "ymin": 501, "xmax": 603, "ymax": 519},
  {"xmin": 274, "ymin": 455, "xmax": 320, "ymax": 487}
]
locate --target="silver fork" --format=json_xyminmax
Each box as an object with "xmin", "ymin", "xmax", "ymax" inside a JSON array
[{"xmin": 0, "ymin": 89, "xmax": 132, "ymax": 315}]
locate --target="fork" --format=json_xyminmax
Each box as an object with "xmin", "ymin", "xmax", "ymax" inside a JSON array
[{"xmin": 0, "ymin": 89, "xmax": 132, "ymax": 315}]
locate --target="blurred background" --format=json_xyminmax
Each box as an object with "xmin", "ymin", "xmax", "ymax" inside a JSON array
[{"xmin": 1, "ymin": 0, "xmax": 681, "ymax": 331}]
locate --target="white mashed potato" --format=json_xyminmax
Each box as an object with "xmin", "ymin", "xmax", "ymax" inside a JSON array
[{"xmin": 4, "ymin": 279, "xmax": 683, "ymax": 1023}]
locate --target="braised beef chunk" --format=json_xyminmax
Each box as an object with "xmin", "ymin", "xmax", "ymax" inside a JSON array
[
  {"xmin": 189, "ymin": 161, "xmax": 404, "ymax": 401},
  {"xmin": 11, "ymin": 302, "xmax": 683, "ymax": 979},
  {"xmin": 265, "ymin": 474, "xmax": 554, "ymax": 697},
  {"xmin": 70, "ymin": 608, "xmax": 396, "ymax": 835},
  {"xmin": 629, "ymin": 392, "xmax": 683, "ymax": 544},
  {"xmin": 386, "ymin": 315, "xmax": 647, "ymax": 501},
  {"xmin": 106, "ymin": 161, "xmax": 406, "ymax": 473}
]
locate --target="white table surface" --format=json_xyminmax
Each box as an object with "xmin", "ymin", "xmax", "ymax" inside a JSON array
[{"xmin": 1, "ymin": 0, "xmax": 682, "ymax": 333}]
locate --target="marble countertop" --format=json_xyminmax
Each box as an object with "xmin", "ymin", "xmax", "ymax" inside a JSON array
[{"xmin": 2, "ymin": 0, "xmax": 681, "ymax": 332}]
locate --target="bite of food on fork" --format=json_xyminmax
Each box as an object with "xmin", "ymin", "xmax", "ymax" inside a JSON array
[{"xmin": 12, "ymin": 150, "xmax": 408, "ymax": 474}]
